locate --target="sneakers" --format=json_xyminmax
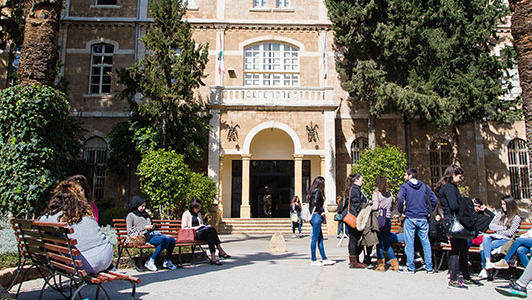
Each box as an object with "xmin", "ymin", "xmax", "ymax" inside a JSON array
[
  {"xmin": 494, "ymin": 259, "xmax": 510, "ymax": 269},
  {"xmin": 144, "ymin": 258, "xmax": 157, "ymax": 272},
  {"xmin": 293, "ymin": 233, "xmax": 296, "ymax": 238},
  {"xmin": 486, "ymin": 261, "xmax": 495, "ymax": 269},
  {"xmin": 337, "ymin": 235, "xmax": 341, "ymax": 239},
  {"xmin": 478, "ymin": 269, "xmax": 489, "ymax": 279},
  {"xmin": 311, "ymin": 260, "xmax": 324, "ymax": 266},
  {"xmin": 448, "ymin": 280, "xmax": 468, "ymax": 289},
  {"xmin": 495, "ymin": 282, "xmax": 527, "ymax": 298},
  {"xmin": 163, "ymin": 260, "xmax": 177, "ymax": 270},
  {"xmin": 322, "ymin": 260, "xmax": 336, "ymax": 266},
  {"xmin": 400, "ymin": 268, "xmax": 415, "ymax": 274},
  {"xmin": 426, "ymin": 269, "xmax": 434, "ymax": 274},
  {"xmin": 464, "ymin": 278, "xmax": 484, "ymax": 287}
]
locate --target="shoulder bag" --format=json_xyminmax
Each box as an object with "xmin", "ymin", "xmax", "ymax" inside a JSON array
[
  {"xmin": 445, "ymin": 214, "xmax": 476, "ymax": 239},
  {"xmin": 343, "ymin": 186, "xmax": 357, "ymax": 228},
  {"xmin": 376, "ymin": 192, "xmax": 387, "ymax": 228},
  {"xmin": 291, "ymin": 212, "xmax": 300, "ymax": 223},
  {"xmin": 301, "ymin": 203, "xmax": 312, "ymax": 222}
]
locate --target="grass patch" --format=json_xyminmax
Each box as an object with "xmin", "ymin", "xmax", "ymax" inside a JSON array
[{"xmin": 0, "ymin": 253, "xmax": 18, "ymax": 269}]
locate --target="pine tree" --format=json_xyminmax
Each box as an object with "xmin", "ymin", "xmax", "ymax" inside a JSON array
[
  {"xmin": 326, "ymin": 0, "xmax": 520, "ymax": 161},
  {"xmin": 118, "ymin": 0, "xmax": 209, "ymax": 160}
]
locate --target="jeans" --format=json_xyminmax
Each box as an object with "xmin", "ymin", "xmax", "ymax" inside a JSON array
[
  {"xmin": 292, "ymin": 211, "xmax": 302, "ymax": 234},
  {"xmin": 337, "ymin": 221, "xmax": 347, "ymax": 236},
  {"xmin": 377, "ymin": 218, "xmax": 396, "ymax": 260},
  {"xmin": 481, "ymin": 236, "xmax": 508, "ymax": 268},
  {"xmin": 310, "ymin": 213, "xmax": 327, "ymax": 261},
  {"xmin": 149, "ymin": 235, "xmax": 176, "ymax": 260},
  {"xmin": 404, "ymin": 218, "xmax": 433, "ymax": 271},
  {"xmin": 504, "ymin": 237, "xmax": 532, "ymax": 268}
]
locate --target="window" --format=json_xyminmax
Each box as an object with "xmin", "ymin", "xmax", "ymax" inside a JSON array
[
  {"xmin": 508, "ymin": 138, "xmax": 530, "ymax": 200},
  {"xmin": 96, "ymin": 0, "xmax": 117, "ymax": 5},
  {"xmin": 254, "ymin": 0, "xmax": 267, "ymax": 7},
  {"xmin": 90, "ymin": 44, "xmax": 114, "ymax": 94},
  {"xmin": 84, "ymin": 137, "xmax": 107, "ymax": 201},
  {"xmin": 429, "ymin": 139, "xmax": 452, "ymax": 187},
  {"xmin": 351, "ymin": 137, "xmax": 368, "ymax": 164},
  {"xmin": 277, "ymin": 0, "xmax": 289, "ymax": 8},
  {"xmin": 244, "ymin": 42, "xmax": 299, "ymax": 86}
]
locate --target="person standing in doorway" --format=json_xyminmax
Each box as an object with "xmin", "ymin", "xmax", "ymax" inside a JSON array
[
  {"xmin": 291, "ymin": 196, "xmax": 303, "ymax": 238},
  {"xmin": 308, "ymin": 176, "xmax": 335, "ymax": 266},
  {"xmin": 397, "ymin": 168, "xmax": 437, "ymax": 274}
]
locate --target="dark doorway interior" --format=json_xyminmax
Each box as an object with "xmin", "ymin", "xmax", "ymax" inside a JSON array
[{"xmin": 250, "ymin": 160, "xmax": 294, "ymax": 218}]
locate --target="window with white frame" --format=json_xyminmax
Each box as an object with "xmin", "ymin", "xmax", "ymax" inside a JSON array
[
  {"xmin": 429, "ymin": 139, "xmax": 452, "ymax": 187},
  {"xmin": 90, "ymin": 44, "xmax": 114, "ymax": 94},
  {"xmin": 508, "ymin": 138, "xmax": 530, "ymax": 200},
  {"xmin": 277, "ymin": 0, "xmax": 289, "ymax": 8},
  {"xmin": 254, "ymin": 0, "xmax": 267, "ymax": 7},
  {"xmin": 96, "ymin": 0, "xmax": 117, "ymax": 5},
  {"xmin": 351, "ymin": 137, "xmax": 368, "ymax": 164},
  {"xmin": 244, "ymin": 42, "xmax": 299, "ymax": 86},
  {"xmin": 84, "ymin": 137, "xmax": 107, "ymax": 201}
]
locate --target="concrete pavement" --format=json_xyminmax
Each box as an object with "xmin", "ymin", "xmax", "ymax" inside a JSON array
[{"xmin": 10, "ymin": 234, "xmax": 519, "ymax": 300}]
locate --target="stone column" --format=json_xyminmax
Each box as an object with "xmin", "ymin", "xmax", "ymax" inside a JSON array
[
  {"xmin": 294, "ymin": 154, "xmax": 303, "ymax": 200},
  {"xmin": 323, "ymin": 110, "xmax": 336, "ymax": 205},
  {"xmin": 240, "ymin": 154, "xmax": 252, "ymax": 218},
  {"xmin": 218, "ymin": 154, "xmax": 225, "ymax": 214},
  {"xmin": 320, "ymin": 155, "xmax": 325, "ymax": 178},
  {"xmin": 208, "ymin": 109, "xmax": 220, "ymax": 203}
]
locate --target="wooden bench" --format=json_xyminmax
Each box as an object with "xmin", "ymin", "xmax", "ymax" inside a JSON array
[
  {"xmin": 112, "ymin": 219, "xmax": 210, "ymax": 271},
  {"xmin": 10, "ymin": 219, "xmax": 140, "ymax": 300}
]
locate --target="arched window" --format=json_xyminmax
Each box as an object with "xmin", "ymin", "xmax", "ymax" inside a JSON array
[
  {"xmin": 244, "ymin": 42, "xmax": 299, "ymax": 86},
  {"xmin": 508, "ymin": 138, "xmax": 530, "ymax": 200},
  {"xmin": 90, "ymin": 44, "xmax": 114, "ymax": 94},
  {"xmin": 351, "ymin": 137, "xmax": 368, "ymax": 164},
  {"xmin": 429, "ymin": 139, "xmax": 452, "ymax": 187},
  {"xmin": 84, "ymin": 137, "xmax": 107, "ymax": 201}
]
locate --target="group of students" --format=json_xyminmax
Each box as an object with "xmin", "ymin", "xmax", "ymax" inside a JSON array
[
  {"xmin": 38, "ymin": 174, "xmax": 230, "ymax": 274},
  {"xmin": 301, "ymin": 164, "xmax": 532, "ymax": 297}
]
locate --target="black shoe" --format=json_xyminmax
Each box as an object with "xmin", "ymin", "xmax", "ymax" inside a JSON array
[
  {"xmin": 210, "ymin": 260, "xmax": 223, "ymax": 265},
  {"xmin": 495, "ymin": 282, "xmax": 527, "ymax": 298},
  {"xmin": 463, "ymin": 279, "xmax": 484, "ymax": 287},
  {"xmin": 487, "ymin": 270, "xmax": 494, "ymax": 282},
  {"xmin": 219, "ymin": 253, "xmax": 231, "ymax": 259}
]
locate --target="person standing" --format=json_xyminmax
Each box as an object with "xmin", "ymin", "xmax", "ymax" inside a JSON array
[
  {"xmin": 372, "ymin": 176, "xmax": 398, "ymax": 272},
  {"xmin": 397, "ymin": 168, "xmax": 437, "ymax": 274},
  {"xmin": 341, "ymin": 173, "xmax": 368, "ymax": 269},
  {"xmin": 308, "ymin": 176, "xmax": 335, "ymax": 266},
  {"xmin": 290, "ymin": 196, "xmax": 303, "ymax": 238},
  {"xmin": 437, "ymin": 164, "xmax": 482, "ymax": 288}
]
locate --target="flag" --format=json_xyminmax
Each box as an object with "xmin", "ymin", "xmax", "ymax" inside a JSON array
[
  {"xmin": 218, "ymin": 39, "xmax": 225, "ymax": 74},
  {"xmin": 323, "ymin": 32, "xmax": 328, "ymax": 79}
]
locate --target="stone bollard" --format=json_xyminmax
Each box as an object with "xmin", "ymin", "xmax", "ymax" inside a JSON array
[{"xmin": 269, "ymin": 232, "xmax": 287, "ymax": 253}]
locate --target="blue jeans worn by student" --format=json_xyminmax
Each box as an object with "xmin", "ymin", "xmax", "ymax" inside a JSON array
[
  {"xmin": 310, "ymin": 213, "xmax": 327, "ymax": 261},
  {"xmin": 337, "ymin": 221, "xmax": 347, "ymax": 236},
  {"xmin": 377, "ymin": 218, "xmax": 396, "ymax": 260},
  {"xmin": 149, "ymin": 235, "xmax": 176, "ymax": 260},
  {"xmin": 481, "ymin": 236, "xmax": 508, "ymax": 268},
  {"xmin": 404, "ymin": 218, "xmax": 433, "ymax": 271},
  {"xmin": 291, "ymin": 211, "xmax": 302, "ymax": 235},
  {"xmin": 504, "ymin": 237, "xmax": 532, "ymax": 267}
]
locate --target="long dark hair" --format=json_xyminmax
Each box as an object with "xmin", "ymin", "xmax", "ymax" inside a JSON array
[
  {"xmin": 434, "ymin": 164, "xmax": 464, "ymax": 195},
  {"xmin": 44, "ymin": 182, "xmax": 93, "ymax": 225},
  {"xmin": 500, "ymin": 195, "xmax": 518, "ymax": 228},
  {"xmin": 307, "ymin": 176, "xmax": 325, "ymax": 203},
  {"xmin": 344, "ymin": 173, "xmax": 362, "ymax": 195},
  {"xmin": 375, "ymin": 175, "xmax": 388, "ymax": 193}
]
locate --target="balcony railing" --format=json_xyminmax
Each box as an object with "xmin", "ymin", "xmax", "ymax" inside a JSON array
[{"xmin": 210, "ymin": 86, "xmax": 334, "ymax": 106}]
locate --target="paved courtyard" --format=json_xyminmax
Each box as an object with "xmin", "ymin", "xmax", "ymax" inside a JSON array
[{"xmin": 10, "ymin": 234, "xmax": 521, "ymax": 300}]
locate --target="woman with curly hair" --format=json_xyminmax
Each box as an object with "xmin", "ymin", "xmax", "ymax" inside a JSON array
[
  {"xmin": 40, "ymin": 180, "xmax": 113, "ymax": 274},
  {"xmin": 62, "ymin": 174, "xmax": 99, "ymax": 223}
]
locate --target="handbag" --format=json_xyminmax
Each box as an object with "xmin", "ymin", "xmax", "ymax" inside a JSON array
[
  {"xmin": 343, "ymin": 186, "xmax": 357, "ymax": 228},
  {"xmin": 445, "ymin": 215, "xmax": 476, "ymax": 239},
  {"xmin": 334, "ymin": 213, "xmax": 343, "ymax": 221},
  {"xmin": 177, "ymin": 228, "xmax": 197, "ymax": 242},
  {"xmin": 291, "ymin": 212, "xmax": 299, "ymax": 223},
  {"xmin": 301, "ymin": 203, "xmax": 311, "ymax": 222},
  {"xmin": 127, "ymin": 227, "xmax": 146, "ymax": 247},
  {"xmin": 376, "ymin": 192, "xmax": 387, "ymax": 228}
]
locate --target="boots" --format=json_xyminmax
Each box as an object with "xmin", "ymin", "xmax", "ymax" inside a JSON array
[
  {"xmin": 389, "ymin": 258, "xmax": 400, "ymax": 272},
  {"xmin": 374, "ymin": 259, "xmax": 386, "ymax": 272},
  {"xmin": 349, "ymin": 255, "xmax": 367, "ymax": 269}
]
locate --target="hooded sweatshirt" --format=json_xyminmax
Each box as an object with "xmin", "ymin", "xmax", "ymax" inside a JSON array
[{"xmin": 397, "ymin": 179, "xmax": 438, "ymax": 219}]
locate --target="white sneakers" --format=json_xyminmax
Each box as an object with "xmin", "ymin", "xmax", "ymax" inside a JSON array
[
  {"xmin": 478, "ymin": 269, "xmax": 488, "ymax": 279},
  {"xmin": 163, "ymin": 260, "xmax": 177, "ymax": 270},
  {"xmin": 311, "ymin": 260, "xmax": 336, "ymax": 266},
  {"xmin": 144, "ymin": 258, "xmax": 157, "ymax": 271}
]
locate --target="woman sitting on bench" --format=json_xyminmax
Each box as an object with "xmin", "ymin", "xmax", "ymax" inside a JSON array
[
  {"xmin": 181, "ymin": 199, "xmax": 230, "ymax": 265},
  {"xmin": 126, "ymin": 195, "xmax": 177, "ymax": 271},
  {"xmin": 40, "ymin": 180, "xmax": 113, "ymax": 275}
]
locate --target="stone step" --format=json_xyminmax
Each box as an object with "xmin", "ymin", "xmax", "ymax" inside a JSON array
[{"xmin": 218, "ymin": 218, "xmax": 327, "ymax": 234}]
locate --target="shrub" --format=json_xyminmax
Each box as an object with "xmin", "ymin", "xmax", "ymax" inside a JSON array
[
  {"xmin": 182, "ymin": 171, "xmax": 216, "ymax": 216},
  {"xmin": 99, "ymin": 206, "xmax": 127, "ymax": 226},
  {"xmin": 0, "ymin": 85, "xmax": 84, "ymax": 217},
  {"xmin": 0, "ymin": 219, "xmax": 17, "ymax": 255},
  {"xmin": 351, "ymin": 145, "xmax": 408, "ymax": 198}
]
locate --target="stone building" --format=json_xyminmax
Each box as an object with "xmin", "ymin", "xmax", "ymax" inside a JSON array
[{"xmin": 0, "ymin": 0, "xmax": 529, "ymax": 227}]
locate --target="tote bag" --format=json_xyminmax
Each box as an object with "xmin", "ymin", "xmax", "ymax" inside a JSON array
[{"xmin": 177, "ymin": 228, "xmax": 196, "ymax": 242}]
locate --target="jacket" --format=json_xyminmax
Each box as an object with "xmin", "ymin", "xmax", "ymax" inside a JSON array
[
  {"xmin": 473, "ymin": 208, "xmax": 495, "ymax": 233},
  {"xmin": 308, "ymin": 189, "xmax": 324, "ymax": 215},
  {"xmin": 181, "ymin": 210, "xmax": 204, "ymax": 229},
  {"xmin": 341, "ymin": 184, "xmax": 367, "ymax": 217},
  {"xmin": 397, "ymin": 179, "xmax": 437, "ymax": 219}
]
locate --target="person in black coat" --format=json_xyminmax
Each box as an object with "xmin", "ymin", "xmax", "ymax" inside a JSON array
[
  {"xmin": 436, "ymin": 164, "xmax": 482, "ymax": 288},
  {"xmin": 341, "ymin": 173, "xmax": 368, "ymax": 268},
  {"xmin": 472, "ymin": 198, "xmax": 495, "ymax": 233}
]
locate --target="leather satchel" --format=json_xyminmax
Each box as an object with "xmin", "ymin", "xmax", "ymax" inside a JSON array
[
  {"xmin": 445, "ymin": 215, "xmax": 476, "ymax": 240},
  {"xmin": 343, "ymin": 186, "xmax": 357, "ymax": 228},
  {"xmin": 177, "ymin": 228, "xmax": 197, "ymax": 242}
]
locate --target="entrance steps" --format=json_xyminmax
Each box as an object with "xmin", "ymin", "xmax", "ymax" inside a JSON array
[{"xmin": 218, "ymin": 218, "xmax": 327, "ymax": 235}]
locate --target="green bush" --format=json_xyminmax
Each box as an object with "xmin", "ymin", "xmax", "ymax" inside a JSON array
[
  {"xmin": 100, "ymin": 206, "xmax": 127, "ymax": 226},
  {"xmin": 137, "ymin": 148, "xmax": 216, "ymax": 219},
  {"xmin": 0, "ymin": 219, "xmax": 17, "ymax": 255},
  {"xmin": 351, "ymin": 145, "xmax": 408, "ymax": 198},
  {"xmin": 0, "ymin": 85, "xmax": 84, "ymax": 217}
]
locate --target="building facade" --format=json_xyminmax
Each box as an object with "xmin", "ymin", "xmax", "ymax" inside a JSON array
[{"xmin": 1, "ymin": 0, "xmax": 528, "ymax": 220}]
